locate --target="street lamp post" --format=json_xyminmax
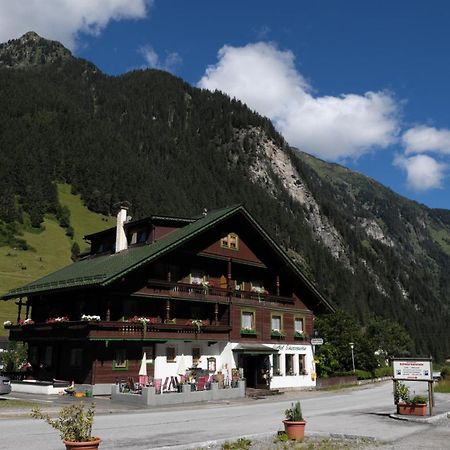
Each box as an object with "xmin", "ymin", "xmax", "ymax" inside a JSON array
[{"xmin": 349, "ymin": 342, "xmax": 355, "ymax": 372}]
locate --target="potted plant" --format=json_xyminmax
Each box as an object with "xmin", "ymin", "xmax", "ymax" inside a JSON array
[
  {"xmin": 31, "ymin": 402, "xmax": 101, "ymax": 449},
  {"xmin": 283, "ymin": 401, "xmax": 306, "ymax": 440},
  {"xmin": 394, "ymin": 382, "xmax": 428, "ymax": 416}
]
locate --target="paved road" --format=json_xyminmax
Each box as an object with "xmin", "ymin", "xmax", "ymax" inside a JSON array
[{"xmin": 0, "ymin": 382, "xmax": 448, "ymax": 449}]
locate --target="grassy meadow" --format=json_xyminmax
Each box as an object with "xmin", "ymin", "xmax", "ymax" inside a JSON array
[{"xmin": 0, "ymin": 184, "xmax": 114, "ymax": 335}]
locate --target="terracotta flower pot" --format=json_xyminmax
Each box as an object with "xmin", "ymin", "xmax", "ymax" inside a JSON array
[
  {"xmin": 63, "ymin": 438, "xmax": 101, "ymax": 450},
  {"xmin": 283, "ymin": 420, "xmax": 306, "ymax": 440},
  {"xmin": 397, "ymin": 402, "xmax": 427, "ymax": 416}
]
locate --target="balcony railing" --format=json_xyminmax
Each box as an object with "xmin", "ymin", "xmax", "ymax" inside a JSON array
[
  {"xmin": 5, "ymin": 319, "xmax": 232, "ymax": 341},
  {"xmin": 145, "ymin": 279, "xmax": 294, "ymax": 304}
]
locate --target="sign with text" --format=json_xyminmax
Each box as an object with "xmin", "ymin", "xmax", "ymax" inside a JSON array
[
  {"xmin": 311, "ymin": 338, "xmax": 324, "ymax": 345},
  {"xmin": 392, "ymin": 358, "xmax": 432, "ymax": 381}
]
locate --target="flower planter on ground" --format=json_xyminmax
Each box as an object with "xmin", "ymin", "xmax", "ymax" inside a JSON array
[
  {"xmin": 283, "ymin": 401, "xmax": 306, "ymax": 440},
  {"xmin": 283, "ymin": 420, "xmax": 306, "ymax": 440},
  {"xmin": 63, "ymin": 438, "xmax": 101, "ymax": 450},
  {"xmin": 397, "ymin": 402, "xmax": 427, "ymax": 416}
]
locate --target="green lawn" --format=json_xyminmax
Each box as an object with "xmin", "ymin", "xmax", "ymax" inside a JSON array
[
  {"xmin": 0, "ymin": 184, "xmax": 114, "ymax": 335},
  {"xmin": 435, "ymin": 379, "xmax": 450, "ymax": 393}
]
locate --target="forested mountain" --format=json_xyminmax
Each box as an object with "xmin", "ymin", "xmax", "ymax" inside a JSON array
[{"xmin": 1, "ymin": 32, "xmax": 449, "ymax": 359}]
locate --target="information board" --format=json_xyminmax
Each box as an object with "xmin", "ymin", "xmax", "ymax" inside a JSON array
[{"xmin": 392, "ymin": 358, "xmax": 432, "ymax": 381}]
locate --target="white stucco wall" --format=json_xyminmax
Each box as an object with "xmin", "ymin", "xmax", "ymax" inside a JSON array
[
  {"xmin": 153, "ymin": 341, "xmax": 316, "ymax": 390},
  {"xmin": 267, "ymin": 343, "xmax": 316, "ymax": 389}
]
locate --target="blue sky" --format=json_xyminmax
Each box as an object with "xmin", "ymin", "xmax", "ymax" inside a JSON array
[{"xmin": 2, "ymin": 0, "xmax": 450, "ymax": 209}]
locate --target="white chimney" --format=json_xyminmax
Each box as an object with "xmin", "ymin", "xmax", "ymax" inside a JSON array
[{"xmin": 115, "ymin": 205, "xmax": 128, "ymax": 253}]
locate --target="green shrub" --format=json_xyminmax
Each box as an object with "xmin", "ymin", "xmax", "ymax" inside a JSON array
[
  {"xmin": 374, "ymin": 366, "xmax": 393, "ymax": 378},
  {"xmin": 440, "ymin": 366, "xmax": 450, "ymax": 380},
  {"xmin": 354, "ymin": 369, "xmax": 372, "ymax": 380},
  {"xmin": 284, "ymin": 401, "xmax": 304, "ymax": 421},
  {"xmin": 221, "ymin": 437, "xmax": 252, "ymax": 450}
]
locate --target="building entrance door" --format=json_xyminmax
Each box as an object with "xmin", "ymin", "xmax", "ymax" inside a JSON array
[{"xmin": 239, "ymin": 354, "xmax": 270, "ymax": 388}]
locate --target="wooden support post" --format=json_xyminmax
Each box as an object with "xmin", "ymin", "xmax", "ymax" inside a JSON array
[
  {"xmin": 106, "ymin": 301, "xmax": 111, "ymax": 321},
  {"xmin": 165, "ymin": 299, "xmax": 171, "ymax": 322},
  {"xmin": 428, "ymin": 380, "xmax": 433, "ymax": 416},
  {"xmin": 16, "ymin": 298, "xmax": 23, "ymax": 324},
  {"xmin": 167, "ymin": 269, "xmax": 171, "ymax": 282},
  {"xmin": 227, "ymin": 258, "xmax": 232, "ymax": 292},
  {"xmin": 214, "ymin": 302, "xmax": 219, "ymax": 325},
  {"xmin": 276, "ymin": 275, "xmax": 280, "ymax": 297},
  {"xmin": 25, "ymin": 301, "xmax": 30, "ymax": 320}
]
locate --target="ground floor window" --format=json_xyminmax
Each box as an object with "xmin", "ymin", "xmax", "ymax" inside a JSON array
[
  {"xmin": 285, "ymin": 353, "xmax": 295, "ymax": 376},
  {"xmin": 166, "ymin": 346, "xmax": 176, "ymax": 363},
  {"xmin": 192, "ymin": 347, "xmax": 201, "ymax": 366},
  {"xmin": 43, "ymin": 346, "xmax": 53, "ymax": 368},
  {"xmin": 113, "ymin": 349, "xmax": 128, "ymax": 370},
  {"xmin": 272, "ymin": 353, "xmax": 281, "ymax": 375},
  {"xmin": 299, "ymin": 354, "xmax": 306, "ymax": 375},
  {"xmin": 70, "ymin": 348, "xmax": 83, "ymax": 368},
  {"xmin": 29, "ymin": 346, "xmax": 39, "ymax": 365}
]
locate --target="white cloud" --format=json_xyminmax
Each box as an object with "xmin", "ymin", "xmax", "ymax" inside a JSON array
[
  {"xmin": 0, "ymin": 0, "xmax": 152, "ymax": 50},
  {"xmin": 139, "ymin": 45, "xmax": 182, "ymax": 73},
  {"xmin": 402, "ymin": 125, "xmax": 450, "ymax": 155},
  {"xmin": 394, "ymin": 154, "xmax": 446, "ymax": 191},
  {"xmin": 198, "ymin": 42, "xmax": 399, "ymax": 161}
]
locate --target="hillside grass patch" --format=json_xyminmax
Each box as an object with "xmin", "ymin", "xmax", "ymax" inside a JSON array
[
  {"xmin": 434, "ymin": 379, "xmax": 450, "ymax": 393},
  {"xmin": 0, "ymin": 184, "xmax": 114, "ymax": 335}
]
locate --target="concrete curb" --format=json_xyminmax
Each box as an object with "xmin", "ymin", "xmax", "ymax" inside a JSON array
[{"xmin": 389, "ymin": 411, "xmax": 450, "ymax": 423}]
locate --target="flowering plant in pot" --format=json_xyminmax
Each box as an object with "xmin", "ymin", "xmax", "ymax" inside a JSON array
[
  {"xmin": 394, "ymin": 382, "xmax": 428, "ymax": 416},
  {"xmin": 31, "ymin": 402, "xmax": 101, "ymax": 449},
  {"xmin": 283, "ymin": 401, "xmax": 306, "ymax": 440}
]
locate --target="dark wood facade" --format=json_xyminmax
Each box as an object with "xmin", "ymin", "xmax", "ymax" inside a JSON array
[{"xmin": 4, "ymin": 207, "xmax": 332, "ymax": 387}]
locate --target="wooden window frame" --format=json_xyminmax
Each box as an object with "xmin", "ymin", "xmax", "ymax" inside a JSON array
[
  {"xmin": 240, "ymin": 308, "xmax": 256, "ymax": 331},
  {"xmin": 294, "ymin": 316, "xmax": 305, "ymax": 338},
  {"xmin": 270, "ymin": 313, "xmax": 284, "ymax": 332},
  {"xmin": 220, "ymin": 233, "xmax": 239, "ymax": 251}
]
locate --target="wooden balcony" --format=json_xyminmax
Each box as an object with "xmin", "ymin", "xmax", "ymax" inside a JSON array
[
  {"xmin": 145, "ymin": 279, "xmax": 294, "ymax": 304},
  {"xmin": 6, "ymin": 320, "xmax": 232, "ymax": 342}
]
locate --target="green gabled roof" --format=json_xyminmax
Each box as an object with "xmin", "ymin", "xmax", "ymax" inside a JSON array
[
  {"xmin": 1, "ymin": 204, "xmax": 334, "ymax": 313},
  {"xmin": 1, "ymin": 205, "xmax": 241, "ymax": 300}
]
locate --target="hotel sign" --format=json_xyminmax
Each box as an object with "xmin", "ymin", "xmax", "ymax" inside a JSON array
[
  {"xmin": 272, "ymin": 345, "xmax": 307, "ymax": 351},
  {"xmin": 392, "ymin": 358, "xmax": 432, "ymax": 381}
]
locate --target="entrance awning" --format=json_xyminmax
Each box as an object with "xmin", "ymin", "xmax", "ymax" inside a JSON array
[{"xmin": 232, "ymin": 344, "xmax": 279, "ymax": 355}]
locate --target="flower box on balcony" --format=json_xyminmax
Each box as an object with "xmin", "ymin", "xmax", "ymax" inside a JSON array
[
  {"xmin": 240, "ymin": 328, "xmax": 257, "ymax": 336},
  {"xmin": 294, "ymin": 332, "xmax": 305, "ymax": 340},
  {"xmin": 271, "ymin": 330, "xmax": 285, "ymax": 339}
]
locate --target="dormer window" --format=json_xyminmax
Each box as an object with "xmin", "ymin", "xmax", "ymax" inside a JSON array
[{"xmin": 220, "ymin": 233, "xmax": 239, "ymax": 250}]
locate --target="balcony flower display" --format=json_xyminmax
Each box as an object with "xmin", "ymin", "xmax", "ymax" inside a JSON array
[
  {"xmin": 47, "ymin": 316, "xmax": 69, "ymax": 324},
  {"xmin": 240, "ymin": 327, "xmax": 257, "ymax": 336},
  {"xmin": 270, "ymin": 329, "xmax": 285, "ymax": 338},
  {"xmin": 19, "ymin": 318, "xmax": 34, "ymax": 325},
  {"xmin": 127, "ymin": 316, "xmax": 151, "ymax": 325},
  {"xmin": 81, "ymin": 314, "xmax": 101, "ymax": 322},
  {"xmin": 201, "ymin": 280, "xmax": 210, "ymax": 293},
  {"xmin": 3, "ymin": 320, "xmax": 12, "ymax": 327},
  {"xmin": 185, "ymin": 319, "xmax": 204, "ymax": 332}
]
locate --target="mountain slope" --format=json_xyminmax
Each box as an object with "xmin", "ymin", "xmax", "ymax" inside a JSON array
[{"xmin": 0, "ymin": 33, "xmax": 448, "ymax": 359}]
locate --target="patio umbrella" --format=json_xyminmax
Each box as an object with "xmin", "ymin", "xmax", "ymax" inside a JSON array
[
  {"xmin": 177, "ymin": 354, "xmax": 187, "ymax": 376},
  {"xmin": 138, "ymin": 352, "xmax": 148, "ymax": 386}
]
